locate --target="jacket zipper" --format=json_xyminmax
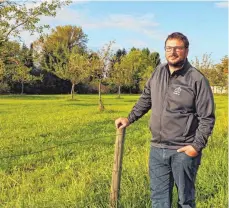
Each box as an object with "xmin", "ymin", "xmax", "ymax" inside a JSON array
[{"xmin": 159, "ymin": 74, "xmax": 172, "ymax": 143}]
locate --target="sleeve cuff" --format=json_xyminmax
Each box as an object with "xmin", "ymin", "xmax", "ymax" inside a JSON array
[
  {"xmin": 127, "ymin": 115, "xmax": 135, "ymax": 124},
  {"xmin": 191, "ymin": 143, "xmax": 203, "ymax": 153}
]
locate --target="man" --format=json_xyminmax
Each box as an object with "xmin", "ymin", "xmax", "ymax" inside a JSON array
[{"xmin": 115, "ymin": 32, "xmax": 215, "ymax": 208}]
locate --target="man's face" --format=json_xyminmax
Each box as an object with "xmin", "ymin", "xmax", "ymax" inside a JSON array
[{"xmin": 165, "ymin": 38, "xmax": 189, "ymax": 67}]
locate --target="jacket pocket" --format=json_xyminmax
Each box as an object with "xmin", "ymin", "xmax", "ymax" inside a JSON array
[
  {"xmin": 149, "ymin": 113, "xmax": 160, "ymax": 136},
  {"xmin": 183, "ymin": 114, "xmax": 198, "ymax": 137}
]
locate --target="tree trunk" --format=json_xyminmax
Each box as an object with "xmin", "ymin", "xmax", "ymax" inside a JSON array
[
  {"xmin": 129, "ymin": 87, "xmax": 131, "ymax": 95},
  {"xmin": 118, "ymin": 85, "xmax": 121, "ymax": 99},
  {"xmin": 21, "ymin": 81, "xmax": 24, "ymax": 95},
  {"xmin": 221, "ymin": 87, "xmax": 223, "ymax": 94},
  {"xmin": 98, "ymin": 80, "xmax": 104, "ymax": 111},
  {"xmin": 71, "ymin": 83, "xmax": 75, "ymax": 99},
  {"xmin": 99, "ymin": 80, "xmax": 101, "ymax": 102}
]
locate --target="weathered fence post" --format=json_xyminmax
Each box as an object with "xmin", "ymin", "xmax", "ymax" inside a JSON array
[{"xmin": 110, "ymin": 127, "xmax": 126, "ymax": 208}]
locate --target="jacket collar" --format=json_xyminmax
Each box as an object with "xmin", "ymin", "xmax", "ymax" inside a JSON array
[{"xmin": 166, "ymin": 59, "xmax": 191, "ymax": 77}]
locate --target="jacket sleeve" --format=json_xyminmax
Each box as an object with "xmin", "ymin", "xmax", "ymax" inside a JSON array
[
  {"xmin": 127, "ymin": 76, "xmax": 152, "ymax": 124},
  {"xmin": 192, "ymin": 77, "xmax": 215, "ymax": 152}
]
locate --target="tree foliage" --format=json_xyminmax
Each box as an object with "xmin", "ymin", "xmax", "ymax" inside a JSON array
[
  {"xmin": 49, "ymin": 46, "xmax": 90, "ymax": 99},
  {"xmin": 120, "ymin": 49, "xmax": 142, "ymax": 89},
  {"xmin": 12, "ymin": 64, "xmax": 41, "ymax": 94},
  {"xmin": 36, "ymin": 25, "xmax": 88, "ymax": 71},
  {"xmin": 34, "ymin": 25, "xmax": 89, "ymax": 97},
  {"xmin": 0, "ymin": 40, "xmax": 21, "ymax": 66},
  {"xmin": 39, "ymin": 25, "xmax": 87, "ymax": 55},
  {"xmin": 0, "ymin": 41, "xmax": 42, "ymax": 94},
  {"xmin": 109, "ymin": 48, "xmax": 161, "ymax": 94},
  {"xmin": 0, "ymin": 0, "xmax": 71, "ymax": 44},
  {"xmin": 0, "ymin": 58, "xmax": 5, "ymax": 81},
  {"xmin": 109, "ymin": 48, "xmax": 127, "ymax": 98},
  {"xmin": 139, "ymin": 50, "xmax": 160, "ymax": 90},
  {"xmin": 214, "ymin": 56, "xmax": 228, "ymax": 92},
  {"xmin": 191, "ymin": 53, "xmax": 215, "ymax": 85},
  {"xmin": 191, "ymin": 53, "xmax": 228, "ymax": 93},
  {"xmin": 90, "ymin": 41, "xmax": 115, "ymax": 110}
]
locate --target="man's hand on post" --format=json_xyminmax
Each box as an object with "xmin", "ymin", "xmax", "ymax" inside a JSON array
[
  {"xmin": 115, "ymin": 117, "xmax": 130, "ymax": 129},
  {"xmin": 177, "ymin": 145, "xmax": 198, "ymax": 157}
]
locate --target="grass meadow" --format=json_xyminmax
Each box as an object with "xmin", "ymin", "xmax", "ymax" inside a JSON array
[{"xmin": 0, "ymin": 94, "xmax": 227, "ymax": 208}]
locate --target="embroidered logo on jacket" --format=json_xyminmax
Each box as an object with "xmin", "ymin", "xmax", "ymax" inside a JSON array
[{"xmin": 173, "ymin": 87, "xmax": 181, "ymax": 95}]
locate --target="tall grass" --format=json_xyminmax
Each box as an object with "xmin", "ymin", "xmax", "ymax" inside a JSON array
[{"xmin": 0, "ymin": 94, "xmax": 227, "ymax": 207}]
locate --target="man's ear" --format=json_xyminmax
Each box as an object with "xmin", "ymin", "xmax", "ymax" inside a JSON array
[{"xmin": 185, "ymin": 48, "xmax": 189, "ymax": 58}]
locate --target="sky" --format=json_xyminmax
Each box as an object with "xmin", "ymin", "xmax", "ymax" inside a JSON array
[{"xmin": 20, "ymin": 0, "xmax": 228, "ymax": 64}]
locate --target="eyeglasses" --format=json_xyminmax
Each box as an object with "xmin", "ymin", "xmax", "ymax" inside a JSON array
[{"xmin": 164, "ymin": 46, "xmax": 186, "ymax": 52}]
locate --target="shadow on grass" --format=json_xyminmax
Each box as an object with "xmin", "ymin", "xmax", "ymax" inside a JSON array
[
  {"xmin": 0, "ymin": 95, "xmax": 65, "ymax": 100},
  {"xmin": 63, "ymin": 103, "xmax": 127, "ymax": 112},
  {"xmin": 123, "ymin": 99, "xmax": 138, "ymax": 103},
  {"xmin": 65, "ymin": 103, "xmax": 98, "ymax": 107}
]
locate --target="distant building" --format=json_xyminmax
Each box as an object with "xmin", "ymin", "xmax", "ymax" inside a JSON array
[{"xmin": 211, "ymin": 86, "xmax": 227, "ymax": 94}]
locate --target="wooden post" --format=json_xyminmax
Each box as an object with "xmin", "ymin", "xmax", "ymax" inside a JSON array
[{"xmin": 110, "ymin": 127, "xmax": 126, "ymax": 208}]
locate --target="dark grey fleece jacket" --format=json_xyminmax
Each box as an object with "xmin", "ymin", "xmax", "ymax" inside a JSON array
[{"xmin": 127, "ymin": 60, "xmax": 215, "ymax": 152}]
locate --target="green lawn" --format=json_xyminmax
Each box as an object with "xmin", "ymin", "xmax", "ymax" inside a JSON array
[{"xmin": 0, "ymin": 94, "xmax": 227, "ymax": 207}]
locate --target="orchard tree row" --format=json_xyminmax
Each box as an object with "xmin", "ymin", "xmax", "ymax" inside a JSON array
[{"xmin": 0, "ymin": 1, "xmax": 228, "ymax": 108}]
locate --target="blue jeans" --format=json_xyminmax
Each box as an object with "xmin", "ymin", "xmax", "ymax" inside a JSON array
[{"xmin": 149, "ymin": 146, "xmax": 201, "ymax": 208}]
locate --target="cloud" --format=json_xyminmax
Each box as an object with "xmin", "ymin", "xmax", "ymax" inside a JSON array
[
  {"xmin": 215, "ymin": 2, "xmax": 228, "ymax": 8},
  {"xmin": 126, "ymin": 39, "xmax": 148, "ymax": 48},
  {"xmin": 24, "ymin": 0, "xmax": 88, "ymax": 9},
  {"xmin": 25, "ymin": 3, "xmax": 160, "ymax": 35},
  {"xmin": 78, "ymin": 13, "xmax": 161, "ymax": 42},
  {"xmin": 15, "ymin": 3, "xmax": 162, "ymax": 48},
  {"xmin": 89, "ymin": 13, "xmax": 159, "ymax": 30},
  {"xmin": 142, "ymin": 29, "xmax": 166, "ymax": 40},
  {"xmin": 34, "ymin": 5, "xmax": 159, "ymax": 30}
]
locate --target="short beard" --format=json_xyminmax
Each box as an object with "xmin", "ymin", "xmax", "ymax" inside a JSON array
[{"xmin": 168, "ymin": 59, "xmax": 186, "ymax": 68}]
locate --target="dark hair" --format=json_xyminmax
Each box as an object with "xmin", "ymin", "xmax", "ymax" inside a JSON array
[{"xmin": 165, "ymin": 32, "xmax": 189, "ymax": 48}]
